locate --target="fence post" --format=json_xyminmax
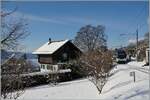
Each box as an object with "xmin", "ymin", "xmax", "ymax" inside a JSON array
[{"xmin": 130, "ymin": 71, "xmax": 135, "ymax": 82}]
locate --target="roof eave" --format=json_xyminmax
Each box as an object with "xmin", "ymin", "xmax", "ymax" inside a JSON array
[{"xmin": 32, "ymin": 52, "xmax": 52, "ymax": 55}]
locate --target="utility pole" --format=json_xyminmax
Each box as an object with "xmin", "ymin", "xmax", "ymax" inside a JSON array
[{"xmin": 136, "ymin": 29, "xmax": 138, "ymax": 61}]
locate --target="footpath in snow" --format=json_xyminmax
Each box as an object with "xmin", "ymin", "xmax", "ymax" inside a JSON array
[{"xmin": 5, "ymin": 61, "xmax": 150, "ymax": 100}]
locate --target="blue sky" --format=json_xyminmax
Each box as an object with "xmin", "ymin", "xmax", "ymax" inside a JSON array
[{"xmin": 2, "ymin": 1, "xmax": 149, "ymax": 52}]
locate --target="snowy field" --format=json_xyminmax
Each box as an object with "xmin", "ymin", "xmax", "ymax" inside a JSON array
[{"xmin": 5, "ymin": 61, "xmax": 150, "ymax": 100}]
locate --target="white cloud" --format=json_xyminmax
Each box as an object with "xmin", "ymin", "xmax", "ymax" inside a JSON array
[
  {"xmin": 12, "ymin": 11, "xmax": 67, "ymax": 25},
  {"xmin": 3, "ymin": 9, "xmax": 104, "ymax": 25},
  {"xmin": 128, "ymin": 39, "xmax": 136, "ymax": 44},
  {"xmin": 3, "ymin": 9, "xmax": 116, "ymax": 28},
  {"xmin": 128, "ymin": 37, "xmax": 144, "ymax": 44}
]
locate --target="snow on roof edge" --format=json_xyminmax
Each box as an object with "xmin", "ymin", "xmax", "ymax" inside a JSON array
[{"xmin": 32, "ymin": 39, "xmax": 69, "ymax": 55}]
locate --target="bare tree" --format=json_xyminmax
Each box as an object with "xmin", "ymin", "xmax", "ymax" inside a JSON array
[
  {"xmin": 2, "ymin": 58, "xmax": 24, "ymax": 99},
  {"xmin": 125, "ymin": 32, "xmax": 149, "ymax": 61},
  {"xmin": 74, "ymin": 24, "xmax": 112, "ymax": 94},
  {"xmin": 1, "ymin": 56, "xmax": 33, "ymax": 99},
  {"xmin": 125, "ymin": 43, "xmax": 136, "ymax": 57},
  {"xmin": 1, "ymin": 9, "xmax": 29, "ymax": 99},
  {"xmin": 74, "ymin": 25, "xmax": 107, "ymax": 52},
  {"xmin": 1, "ymin": 9, "xmax": 29, "ymax": 50},
  {"xmin": 78, "ymin": 50, "xmax": 113, "ymax": 94}
]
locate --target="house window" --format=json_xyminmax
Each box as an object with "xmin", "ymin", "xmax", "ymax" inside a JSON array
[
  {"xmin": 47, "ymin": 65, "xmax": 53, "ymax": 70},
  {"xmin": 61, "ymin": 53, "xmax": 68, "ymax": 62},
  {"xmin": 41, "ymin": 64, "xmax": 47, "ymax": 69},
  {"xmin": 41, "ymin": 65, "xmax": 43, "ymax": 69},
  {"xmin": 63, "ymin": 53, "xmax": 67, "ymax": 59}
]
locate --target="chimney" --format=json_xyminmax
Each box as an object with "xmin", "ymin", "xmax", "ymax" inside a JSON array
[{"xmin": 48, "ymin": 38, "xmax": 51, "ymax": 44}]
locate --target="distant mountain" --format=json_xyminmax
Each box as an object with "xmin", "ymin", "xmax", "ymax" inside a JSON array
[
  {"xmin": 24, "ymin": 52, "xmax": 38, "ymax": 59},
  {"xmin": 1, "ymin": 50, "xmax": 37, "ymax": 59},
  {"xmin": 1, "ymin": 49, "xmax": 39, "ymax": 67}
]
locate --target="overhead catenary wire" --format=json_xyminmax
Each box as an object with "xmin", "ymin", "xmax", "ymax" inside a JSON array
[
  {"xmin": 120, "ymin": 5, "xmax": 148, "ymax": 41},
  {"xmin": 126, "ymin": 5, "xmax": 146, "ymax": 34},
  {"xmin": 110, "ymin": 4, "xmax": 147, "ymax": 49}
]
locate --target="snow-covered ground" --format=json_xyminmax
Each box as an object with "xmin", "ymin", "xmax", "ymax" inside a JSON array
[
  {"xmin": 99, "ymin": 61, "xmax": 149, "ymax": 100},
  {"xmin": 4, "ymin": 61, "xmax": 150, "ymax": 100}
]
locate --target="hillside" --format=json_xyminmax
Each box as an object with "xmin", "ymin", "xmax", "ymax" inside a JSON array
[{"xmin": 10, "ymin": 61, "xmax": 149, "ymax": 100}]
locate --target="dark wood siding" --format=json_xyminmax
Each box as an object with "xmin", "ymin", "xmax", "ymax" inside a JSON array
[
  {"xmin": 52, "ymin": 41, "xmax": 81, "ymax": 64},
  {"xmin": 37, "ymin": 41, "xmax": 82, "ymax": 64},
  {"xmin": 38, "ymin": 54, "xmax": 53, "ymax": 64}
]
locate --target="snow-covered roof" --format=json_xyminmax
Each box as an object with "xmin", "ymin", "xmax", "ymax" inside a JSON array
[{"xmin": 32, "ymin": 40, "xmax": 69, "ymax": 55}]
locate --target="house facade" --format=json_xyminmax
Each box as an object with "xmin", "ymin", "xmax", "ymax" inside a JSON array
[{"xmin": 33, "ymin": 39, "xmax": 81, "ymax": 73}]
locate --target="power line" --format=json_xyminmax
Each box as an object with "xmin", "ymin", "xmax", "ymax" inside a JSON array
[
  {"xmin": 114, "ymin": 5, "xmax": 147, "ymax": 49},
  {"xmin": 119, "ymin": 5, "xmax": 146, "ymax": 44},
  {"xmin": 127, "ymin": 5, "xmax": 146, "ymax": 34},
  {"xmin": 120, "ymin": 5, "xmax": 148, "ymax": 42},
  {"xmin": 138, "ymin": 22, "xmax": 148, "ymax": 31}
]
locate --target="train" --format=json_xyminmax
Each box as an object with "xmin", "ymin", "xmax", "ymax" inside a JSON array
[{"xmin": 115, "ymin": 49, "xmax": 128, "ymax": 64}]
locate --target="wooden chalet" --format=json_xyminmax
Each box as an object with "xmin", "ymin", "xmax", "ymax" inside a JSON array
[{"xmin": 32, "ymin": 39, "xmax": 82, "ymax": 73}]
